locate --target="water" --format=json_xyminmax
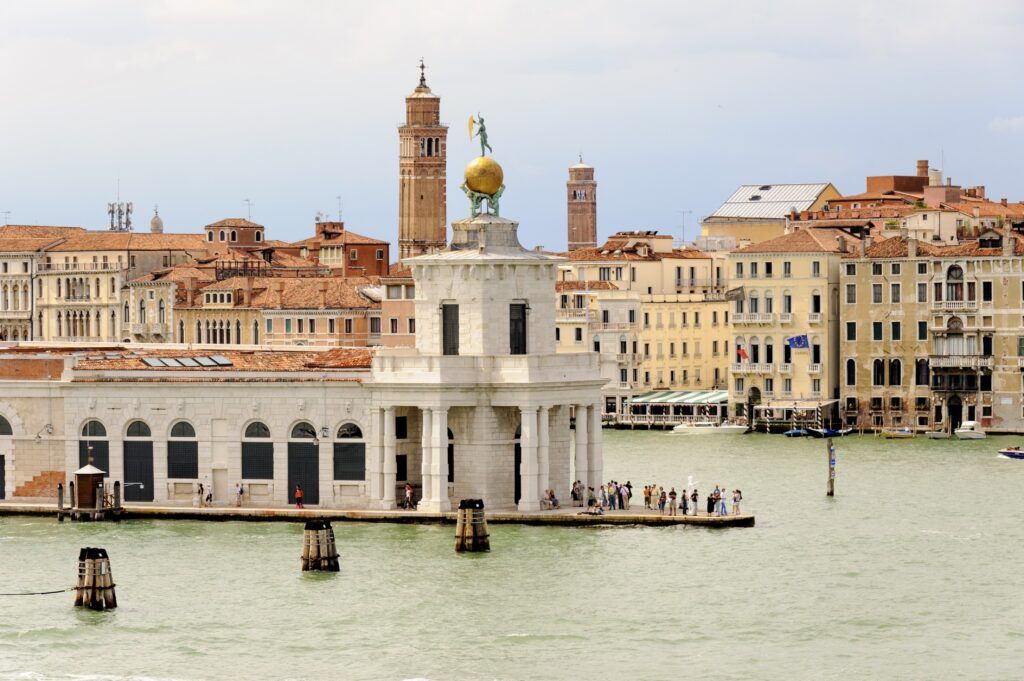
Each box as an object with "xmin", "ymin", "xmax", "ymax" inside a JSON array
[{"xmin": 1, "ymin": 431, "xmax": 1022, "ymax": 681}]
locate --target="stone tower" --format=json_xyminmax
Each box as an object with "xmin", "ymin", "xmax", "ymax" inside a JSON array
[
  {"xmin": 398, "ymin": 64, "xmax": 448, "ymax": 259},
  {"xmin": 567, "ymin": 158, "xmax": 597, "ymax": 250}
]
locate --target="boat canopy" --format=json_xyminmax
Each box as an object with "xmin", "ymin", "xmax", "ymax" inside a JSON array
[{"xmin": 627, "ymin": 390, "xmax": 729, "ymax": 406}]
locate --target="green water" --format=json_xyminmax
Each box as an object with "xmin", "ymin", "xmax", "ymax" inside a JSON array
[{"xmin": 1, "ymin": 431, "xmax": 1022, "ymax": 681}]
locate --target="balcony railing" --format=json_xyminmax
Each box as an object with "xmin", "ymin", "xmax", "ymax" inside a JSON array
[
  {"xmin": 40, "ymin": 262, "xmax": 123, "ymax": 273},
  {"xmin": 730, "ymin": 362, "xmax": 773, "ymax": 374},
  {"xmin": 589, "ymin": 321, "xmax": 637, "ymax": 331},
  {"xmin": 929, "ymin": 355, "xmax": 993, "ymax": 369},
  {"xmin": 556, "ymin": 308, "xmax": 594, "ymax": 321},
  {"xmin": 807, "ymin": 363, "xmax": 822, "ymax": 374},
  {"xmin": 808, "ymin": 313, "xmax": 822, "ymax": 323},
  {"xmin": 615, "ymin": 353, "xmax": 641, "ymax": 363},
  {"xmin": 779, "ymin": 313, "xmax": 793, "ymax": 323},
  {"xmin": 675, "ymin": 277, "xmax": 724, "ymax": 289},
  {"xmin": 731, "ymin": 313, "xmax": 774, "ymax": 324},
  {"xmin": 778, "ymin": 363, "xmax": 792, "ymax": 373},
  {"xmin": 931, "ymin": 300, "xmax": 978, "ymax": 311}
]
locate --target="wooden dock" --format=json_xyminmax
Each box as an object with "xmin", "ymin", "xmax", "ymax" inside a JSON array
[{"xmin": 0, "ymin": 503, "xmax": 754, "ymax": 528}]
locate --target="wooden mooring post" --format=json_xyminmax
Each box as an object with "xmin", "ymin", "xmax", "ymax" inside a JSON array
[
  {"xmin": 74, "ymin": 547, "xmax": 117, "ymax": 610},
  {"xmin": 826, "ymin": 437, "xmax": 836, "ymax": 497},
  {"xmin": 300, "ymin": 520, "xmax": 339, "ymax": 572},
  {"xmin": 454, "ymin": 499, "xmax": 490, "ymax": 553}
]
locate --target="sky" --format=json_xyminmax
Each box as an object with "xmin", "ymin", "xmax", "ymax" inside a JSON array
[{"xmin": 3, "ymin": 1, "xmax": 1024, "ymax": 252}]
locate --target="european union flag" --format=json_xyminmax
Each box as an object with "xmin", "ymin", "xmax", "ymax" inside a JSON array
[{"xmin": 787, "ymin": 334, "xmax": 809, "ymax": 349}]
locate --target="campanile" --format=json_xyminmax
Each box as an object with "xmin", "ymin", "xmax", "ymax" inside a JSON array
[
  {"xmin": 398, "ymin": 63, "xmax": 448, "ymax": 259},
  {"xmin": 567, "ymin": 158, "xmax": 597, "ymax": 250}
]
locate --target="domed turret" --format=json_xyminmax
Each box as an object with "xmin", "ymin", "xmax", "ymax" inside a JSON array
[{"xmin": 150, "ymin": 207, "xmax": 164, "ymax": 234}]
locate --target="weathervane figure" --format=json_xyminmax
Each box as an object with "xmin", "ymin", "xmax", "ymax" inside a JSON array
[{"xmin": 470, "ymin": 113, "xmax": 492, "ymax": 156}]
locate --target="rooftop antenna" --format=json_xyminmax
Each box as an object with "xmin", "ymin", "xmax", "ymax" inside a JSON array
[
  {"xmin": 336, "ymin": 195, "xmax": 343, "ymax": 221},
  {"xmin": 1, "ymin": 211, "xmax": 10, "ymax": 226},
  {"xmin": 244, "ymin": 199, "xmax": 254, "ymax": 221}
]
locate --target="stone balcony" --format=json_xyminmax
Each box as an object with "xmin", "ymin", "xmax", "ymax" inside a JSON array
[
  {"xmin": 807, "ymin": 363, "xmax": 822, "ymax": 374},
  {"xmin": 778, "ymin": 363, "xmax": 792, "ymax": 373},
  {"xmin": 372, "ymin": 350, "xmax": 601, "ymax": 387},
  {"xmin": 40, "ymin": 262, "xmax": 123, "ymax": 273},
  {"xmin": 929, "ymin": 355, "xmax": 993, "ymax": 369},
  {"xmin": 807, "ymin": 313, "xmax": 822, "ymax": 324},
  {"xmin": 730, "ymin": 362, "xmax": 773, "ymax": 374},
  {"xmin": 556, "ymin": 309, "xmax": 594, "ymax": 322},
  {"xmin": 779, "ymin": 313, "xmax": 793, "ymax": 324},
  {"xmin": 589, "ymin": 321, "xmax": 637, "ymax": 332},
  {"xmin": 615, "ymin": 353, "xmax": 641, "ymax": 363},
  {"xmin": 731, "ymin": 313, "xmax": 775, "ymax": 325},
  {"xmin": 931, "ymin": 300, "xmax": 978, "ymax": 312}
]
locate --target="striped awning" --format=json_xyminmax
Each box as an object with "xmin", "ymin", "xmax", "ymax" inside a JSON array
[{"xmin": 628, "ymin": 390, "xmax": 729, "ymax": 405}]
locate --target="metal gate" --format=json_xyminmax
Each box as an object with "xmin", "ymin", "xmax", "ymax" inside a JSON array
[
  {"xmin": 288, "ymin": 443, "xmax": 319, "ymax": 505},
  {"xmin": 0, "ymin": 454, "xmax": 5, "ymax": 499},
  {"xmin": 123, "ymin": 441, "xmax": 154, "ymax": 502}
]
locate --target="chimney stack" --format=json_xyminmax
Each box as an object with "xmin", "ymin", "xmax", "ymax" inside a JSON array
[
  {"xmin": 1001, "ymin": 198, "xmax": 1008, "ymax": 206},
  {"xmin": 273, "ymin": 280, "xmax": 285, "ymax": 309},
  {"xmin": 835, "ymin": 235, "xmax": 847, "ymax": 253},
  {"xmin": 907, "ymin": 237, "xmax": 917, "ymax": 258},
  {"xmin": 185, "ymin": 277, "xmax": 197, "ymax": 306},
  {"xmin": 317, "ymin": 280, "xmax": 328, "ymax": 309},
  {"xmin": 916, "ymin": 160, "xmax": 929, "ymax": 177},
  {"xmin": 243, "ymin": 277, "xmax": 253, "ymax": 306},
  {"xmin": 1004, "ymin": 235, "xmax": 1016, "ymax": 257}
]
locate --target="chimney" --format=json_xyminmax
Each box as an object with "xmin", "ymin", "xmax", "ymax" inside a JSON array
[
  {"xmin": 859, "ymin": 237, "xmax": 867, "ymax": 256},
  {"xmin": 317, "ymin": 280, "xmax": 328, "ymax": 309},
  {"xmin": 836, "ymin": 235, "xmax": 847, "ymax": 253},
  {"xmin": 1001, "ymin": 198, "xmax": 1008, "ymax": 206},
  {"xmin": 977, "ymin": 186, "xmax": 985, "ymax": 199},
  {"xmin": 1004, "ymin": 235, "xmax": 1015, "ymax": 257},
  {"xmin": 899, "ymin": 226, "xmax": 909, "ymax": 238},
  {"xmin": 907, "ymin": 237, "xmax": 917, "ymax": 258},
  {"xmin": 916, "ymin": 160, "xmax": 929, "ymax": 177},
  {"xmin": 185, "ymin": 277, "xmax": 197, "ymax": 305},
  {"xmin": 273, "ymin": 280, "xmax": 285, "ymax": 309},
  {"xmin": 243, "ymin": 277, "xmax": 253, "ymax": 306}
]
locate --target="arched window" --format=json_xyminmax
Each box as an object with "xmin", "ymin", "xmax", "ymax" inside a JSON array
[
  {"xmin": 889, "ymin": 358, "xmax": 902, "ymax": 386},
  {"xmin": 255, "ymin": 231, "xmax": 262, "ymax": 243},
  {"xmin": 207, "ymin": 231, "xmax": 214, "ymax": 242},
  {"xmin": 846, "ymin": 358, "xmax": 856, "ymax": 386},
  {"xmin": 230, "ymin": 230, "xmax": 237, "ymax": 242},
  {"xmin": 178, "ymin": 320, "xmax": 185, "ymax": 343},
  {"xmin": 219, "ymin": 230, "xmax": 226, "ymax": 241},
  {"xmin": 126, "ymin": 420, "xmax": 151, "ymax": 438},
  {"xmin": 0, "ymin": 415, "xmax": 12, "ymax": 436},
  {"xmin": 245, "ymin": 422, "xmax": 271, "ymax": 439},
  {"xmin": 168, "ymin": 421, "xmax": 198, "ymax": 479},
  {"xmin": 139, "ymin": 300, "xmax": 146, "ymax": 323},
  {"xmin": 290, "ymin": 422, "xmax": 316, "ymax": 439},
  {"xmin": 79, "ymin": 420, "xmax": 109, "ymax": 474},
  {"xmin": 195, "ymin": 321, "xmax": 201, "ymax": 343},
  {"xmin": 235, "ymin": 320, "xmax": 241, "ymax": 344},
  {"xmin": 158, "ymin": 300, "xmax": 166, "ymax": 324},
  {"xmin": 872, "ymin": 359, "xmax": 885, "ymax": 386},
  {"xmin": 252, "ymin": 320, "xmax": 259, "ymax": 344},
  {"xmin": 915, "ymin": 358, "xmax": 930, "ymax": 386},
  {"xmin": 242, "ymin": 421, "xmax": 273, "ymax": 479},
  {"xmin": 123, "ymin": 301, "xmax": 130, "ymax": 323},
  {"xmin": 333, "ymin": 422, "xmax": 365, "ymax": 481}
]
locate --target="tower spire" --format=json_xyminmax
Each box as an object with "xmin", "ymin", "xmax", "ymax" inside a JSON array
[{"xmin": 418, "ymin": 57, "xmax": 427, "ymax": 87}]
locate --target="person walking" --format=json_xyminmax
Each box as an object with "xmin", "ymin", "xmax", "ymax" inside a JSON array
[
  {"xmin": 404, "ymin": 483, "xmax": 415, "ymax": 509},
  {"xmin": 690, "ymin": 488, "xmax": 698, "ymax": 515},
  {"xmin": 235, "ymin": 483, "xmax": 243, "ymax": 507},
  {"xmin": 196, "ymin": 482, "xmax": 204, "ymax": 508},
  {"xmin": 668, "ymin": 487, "xmax": 678, "ymax": 516},
  {"xmin": 294, "ymin": 484, "xmax": 304, "ymax": 509}
]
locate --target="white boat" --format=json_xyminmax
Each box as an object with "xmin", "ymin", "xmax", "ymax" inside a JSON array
[
  {"xmin": 672, "ymin": 420, "xmax": 747, "ymax": 434},
  {"xmin": 954, "ymin": 421, "xmax": 987, "ymax": 440}
]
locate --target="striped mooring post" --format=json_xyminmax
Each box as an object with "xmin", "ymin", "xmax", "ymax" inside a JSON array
[
  {"xmin": 454, "ymin": 499, "xmax": 490, "ymax": 553},
  {"xmin": 74, "ymin": 547, "xmax": 117, "ymax": 610},
  {"xmin": 300, "ymin": 520, "xmax": 340, "ymax": 572}
]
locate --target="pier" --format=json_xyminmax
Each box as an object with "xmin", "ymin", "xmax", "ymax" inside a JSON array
[{"xmin": 0, "ymin": 502, "xmax": 754, "ymax": 528}]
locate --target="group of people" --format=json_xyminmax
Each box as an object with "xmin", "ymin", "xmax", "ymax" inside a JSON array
[{"xmin": 569, "ymin": 480, "xmax": 742, "ymax": 517}]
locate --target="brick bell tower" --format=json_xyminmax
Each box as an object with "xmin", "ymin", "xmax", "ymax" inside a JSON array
[
  {"xmin": 398, "ymin": 61, "xmax": 448, "ymax": 259},
  {"xmin": 567, "ymin": 156, "xmax": 597, "ymax": 250}
]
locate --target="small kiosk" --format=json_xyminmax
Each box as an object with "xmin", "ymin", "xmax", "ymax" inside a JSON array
[{"xmin": 57, "ymin": 465, "xmax": 122, "ymax": 521}]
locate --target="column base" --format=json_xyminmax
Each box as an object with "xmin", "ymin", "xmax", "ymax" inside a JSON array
[
  {"xmin": 419, "ymin": 499, "xmax": 451, "ymax": 513},
  {"xmin": 517, "ymin": 500, "xmax": 541, "ymax": 512},
  {"xmin": 377, "ymin": 499, "xmax": 396, "ymax": 510}
]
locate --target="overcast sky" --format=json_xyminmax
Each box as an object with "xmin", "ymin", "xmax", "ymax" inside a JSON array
[{"xmin": 3, "ymin": 1, "xmax": 1024, "ymax": 251}]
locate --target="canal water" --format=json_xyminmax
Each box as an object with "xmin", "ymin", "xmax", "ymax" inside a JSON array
[{"xmin": 1, "ymin": 431, "xmax": 1022, "ymax": 680}]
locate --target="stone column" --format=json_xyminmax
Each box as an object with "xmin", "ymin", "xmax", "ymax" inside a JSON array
[
  {"xmin": 574, "ymin": 404, "xmax": 590, "ymax": 494},
  {"xmin": 152, "ymin": 440, "xmax": 168, "ymax": 504},
  {"xmin": 427, "ymin": 407, "xmax": 450, "ymax": 512},
  {"xmin": 365, "ymin": 408, "xmax": 383, "ymax": 506},
  {"xmin": 420, "ymin": 407, "xmax": 433, "ymax": 508},
  {"xmin": 537, "ymin": 406, "xmax": 550, "ymax": 501},
  {"xmin": 517, "ymin": 406, "xmax": 540, "ymax": 511},
  {"xmin": 588, "ymin": 402, "xmax": 603, "ymax": 491},
  {"xmin": 381, "ymin": 407, "xmax": 396, "ymax": 509}
]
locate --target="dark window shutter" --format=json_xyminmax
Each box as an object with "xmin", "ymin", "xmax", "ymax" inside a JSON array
[
  {"xmin": 442, "ymin": 304, "xmax": 459, "ymax": 355},
  {"xmin": 509, "ymin": 303, "xmax": 527, "ymax": 355},
  {"xmin": 333, "ymin": 443, "xmax": 366, "ymax": 481},
  {"xmin": 167, "ymin": 441, "xmax": 199, "ymax": 479},
  {"xmin": 242, "ymin": 442, "xmax": 274, "ymax": 479}
]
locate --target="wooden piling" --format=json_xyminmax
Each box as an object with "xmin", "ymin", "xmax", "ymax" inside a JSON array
[
  {"xmin": 826, "ymin": 437, "xmax": 836, "ymax": 497},
  {"xmin": 74, "ymin": 547, "xmax": 116, "ymax": 610},
  {"xmin": 94, "ymin": 482, "xmax": 103, "ymax": 521},
  {"xmin": 455, "ymin": 499, "xmax": 490, "ymax": 553},
  {"xmin": 300, "ymin": 520, "xmax": 339, "ymax": 571}
]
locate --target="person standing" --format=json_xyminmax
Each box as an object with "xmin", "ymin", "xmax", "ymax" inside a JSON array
[
  {"xmin": 732, "ymin": 489, "xmax": 742, "ymax": 515},
  {"xmin": 624, "ymin": 481, "xmax": 633, "ymax": 509},
  {"xmin": 718, "ymin": 484, "xmax": 728, "ymax": 516},
  {"xmin": 658, "ymin": 488, "xmax": 667, "ymax": 514},
  {"xmin": 294, "ymin": 484, "xmax": 304, "ymax": 509},
  {"xmin": 643, "ymin": 485, "xmax": 651, "ymax": 509},
  {"xmin": 196, "ymin": 482, "xmax": 204, "ymax": 508},
  {"xmin": 235, "ymin": 483, "xmax": 244, "ymax": 507},
  {"xmin": 668, "ymin": 487, "xmax": 678, "ymax": 516},
  {"xmin": 680, "ymin": 489, "xmax": 689, "ymax": 516},
  {"xmin": 706, "ymin": 491, "xmax": 715, "ymax": 516},
  {"xmin": 690, "ymin": 488, "xmax": 699, "ymax": 515}
]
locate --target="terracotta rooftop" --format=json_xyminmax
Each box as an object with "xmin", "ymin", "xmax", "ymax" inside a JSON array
[
  {"xmin": 189, "ymin": 276, "xmax": 379, "ymax": 310},
  {"xmin": 72, "ymin": 347, "xmax": 373, "ymax": 373},
  {"xmin": 294, "ymin": 229, "xmax": 389, "ymax": 248},
  {"xmin": 46, "ymin": 232, "xmax": 208, "ymax": 252},
  {"xmin": 0, "ymin": 225, "xmax": 87, "ymax": 238},
  {"xmin": 556, "ymin": 280, "xmax": 619, "ymax": 292},
  {"xmin": 733, "ymin": 228, "xmax": 853, "ymax": 254},
  {"xmin": 943, "ymin": 201, "xmax": 1024, "ymax": 218},
  {"xmin": 0, "ymin": 236, "xmax": 67, "ymax": 252},
  {"xmin": 843, "ymin": 234, "xmax": 1024, "ymax": 259},
  {"xmin": 205, "ymin": 218, "xmax": 263, "ymax": 229}
]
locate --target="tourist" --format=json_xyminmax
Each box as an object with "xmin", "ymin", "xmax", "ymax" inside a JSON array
[
  {"xmin": 690, "ymin": 488, "xmax": 698, "ymax": 515},
  {"xmin": 606, "ymin": 482, "xmax": 616, "ymax": 510},
  {"xmin": 205, "ymin": 485, "xmax": 213, "ymax": 507},
  {"xmin": 706, "ymin": 491, "xmax": 715, "ymax": 515},
  {"xmin": 404, "ymin": 483, "xmax": 415, "ymax": 509},
  {"xmin": 196, "ymin": 482, "xmax": 204, "ymax": 508},
  {"xmin": 620, "ymin": 482, "xmax": 630, "ymax": 510},
  {"xmin": 235, "ymin": 483, "xmax": 243, "ymax": 507},
  {"xmin": 598, "ymin": 484, "xmax": 608, "ymax": 509},
  {"xmin": 643, "ymin": 485, "xmax": 651, "ymax": 509},
  {"xmin": 680, "ymin": 488, "xmax": 688, "ymax": 516},
  {"xmin": 549, "ymin": 490, "xmax": 560, "ymax": 509},
  {"xmin": 570, "ymin": 481, "xmax": 579, "ymax": 506},
  {"xmin": 668, "ymin": 487, "xmax": 677, "ymax": 516},
  {"xmin": 718, "ymin": 484, "xmax": 728, "ymax": 516},
  {"xmin": 658, "ymin": 488, "xmax": 667, "ymax": 513},
  {"xmin": 587, "ymin": 486, "xmax": 597, "ymax": 508},
  {"xmin": 732, "ymin": 489, "xmax": 742, "ymax": 515},
  {"xmin": 294, "ymin": 484, "xmax": 304, "ymax": 509}
]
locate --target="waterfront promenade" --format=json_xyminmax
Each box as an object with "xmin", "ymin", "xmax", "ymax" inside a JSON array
[{"xmin": 0, "ymin": 501, "xmax": 754, "ymax": 527}]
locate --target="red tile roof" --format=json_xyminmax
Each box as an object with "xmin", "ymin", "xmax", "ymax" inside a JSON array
[
  {"xmin": 733, "ymin": 228, "xmax": 852, "ymax": 254},
  {"xmin": 73, "ymin": 347, "xmax": 373, "ymax": 373},
  {"xmin": 0, "ymin": 225, "xmax": 87, "ymax": 238},
  {"xmin": 555, "ymin": 280, "xmax": 619, "ymax": 292},
  {"xmin": 205, "ymin": 218, "xmax": 263, "ymax": 229},
  {"xmin": 190, "ymin": 276, "xmax": 379, "ymax": 310},
  {"xmin": 47, "ymin": 232, "xmax": 209, "ymax": 252}
]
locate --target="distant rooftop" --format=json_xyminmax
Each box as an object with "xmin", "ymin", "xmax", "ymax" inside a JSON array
[{"xmin": 709, "ymin": 183, "xmax": 835, "ymax": 220}]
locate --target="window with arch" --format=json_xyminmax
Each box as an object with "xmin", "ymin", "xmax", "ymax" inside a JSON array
[
  {"xmin": 0, "ymin": 415, "xmax": 12, "ymax": 436},
  {"xmin": 158, "ymin": 300, "xmax": 166, "ymax": 324},
  {"xmin": 219, "ymin": 230, "xmax": 226, "ymax": 241},
  {"xmin": 178, "ymin": 320, "xmax": 185, "ymax": 343},
  {"xmin": 124, "ymin": 301, "xmax": 130, "ymax": 323},
  {"xmin": 252, "ymin": 320, "xmax": 260, "ymax": 344},
  {"xmin": 872, "ymin": 359, "xmax": 885, "ymax": 386},
  {"xmin": 207, "ymin": 231, "xmax": 214, "ymax": 242},
  {"xmin": 333, "ymin": 422, "xmax": 365, "ymax": 480},
  {"xmin": 889, "ymin": 358, "xmax": 902, "ymax": 386},
  {"xmin": 138, "ymin": 299, "xmax": 146, "ymax": 323},
  {"xmin": 168, "ymin": 421, "xmax": 198, "ymax": 478},
  {"xmin": 230, "ymin": 230, "xmax": 237, "ymax": 242},
  {"xmin": 255, "ymin": 231, "xmax": 262, "ymax": 243},
  {"xmin": 915, "ymin": 358, "xmax": 930, "ymax": 386},
  {"xmin": 126, "ymin": 420, "xmax": 152, "ymax": 438},
  {"xmin": 242, "ymin": 421, "xmax": 273, "ymax": 479},
  {"xmin": 846, "ymin": 358, "xmax": 856, "ymax": 386},
  {"xmin": 290, "ymin": 422, "xmax": 317, "ymax": 439},
  {"xmin": 79, "ymin": 420, "xmax": 109, "ymax": 474}
]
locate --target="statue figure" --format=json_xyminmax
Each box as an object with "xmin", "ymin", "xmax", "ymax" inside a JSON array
[
  {"xmin": 461, "ymin": 183, "xmax": 504, "ymax": 218},
  {"xmin": 472, "ymin": 113, "xmax": 492, "ymax": 156}
]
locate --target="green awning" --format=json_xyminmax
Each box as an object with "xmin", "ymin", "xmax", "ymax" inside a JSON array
[{"xmin": 628, "ymin": 390, "xmax": 729, "ymax": 405}]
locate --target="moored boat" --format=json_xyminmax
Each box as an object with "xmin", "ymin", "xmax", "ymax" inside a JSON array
[
  {"xmin": 783, "ymin": 428, "xmax": 809, "ymax": 437},
  {"xmin": 672, "ymin": 420, "xmax": 747, "ymax": 434},
  {"xmin": 954, "ymin": 421, "xmax": 987, "ymax": 440},
  {"xmin": 808, "ymin": 427, "xmax": 853, "ymax": 438},
  {"xmin": 881, "ymin": 427, "xmax": 915, "ymax": 439}
]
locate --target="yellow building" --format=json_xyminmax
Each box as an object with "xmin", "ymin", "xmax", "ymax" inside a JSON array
[
  {"xmin": 727, "ymin": 228, "xmax": 849, "ymax": 430},
  {"xmin": 701, "ymin": 183, "xmax": 840, "ymax": 248}
]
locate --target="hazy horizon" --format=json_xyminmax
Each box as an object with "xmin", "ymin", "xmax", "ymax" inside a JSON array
[{"xmin": 3, "ymin": 1, "xmax": 1024, "ymax": 251}]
